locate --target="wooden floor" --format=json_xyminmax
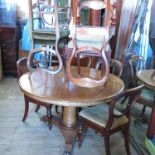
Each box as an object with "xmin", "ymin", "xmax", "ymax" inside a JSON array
[{"xmin": 0, "ymin": 77, "xmax": 147, "ymax": 155}]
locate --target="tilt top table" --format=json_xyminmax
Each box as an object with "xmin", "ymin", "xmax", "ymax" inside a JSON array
[{"xmin": 18, "ymin": 66, "xmax": 124, "ymax": 155}]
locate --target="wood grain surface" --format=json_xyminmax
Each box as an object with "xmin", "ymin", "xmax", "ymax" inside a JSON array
[{"xmin": 18, "ymin": 67, "xmax": 124, "ymax": 107}]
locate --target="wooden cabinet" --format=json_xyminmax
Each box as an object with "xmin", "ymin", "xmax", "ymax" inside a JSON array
[{"xmin": 0, "ymin": 26, "xmax": 19, "ymax": 76}]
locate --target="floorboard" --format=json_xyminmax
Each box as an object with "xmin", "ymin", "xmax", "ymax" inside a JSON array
[{"xmin": 0, "ymin": 77, "xmax": 148, "ymax": 155}]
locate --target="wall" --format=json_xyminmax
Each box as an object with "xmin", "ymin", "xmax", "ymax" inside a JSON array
[{"xmin": 16, "ymin": 0, "xmax": 29, "ymax": 19}]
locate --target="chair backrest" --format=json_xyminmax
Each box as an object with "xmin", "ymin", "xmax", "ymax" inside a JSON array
[
  {"xmin": 66, "ymin": 0, "xmax": 116, "ymax": 88},
  {"xmin": 106, "ymin": 84, "xmax": 143, "ymax": 130},
  {"xmin": 129, "ymin": 55, "xmax": 146, "ymax": 87},
  {"xmin": 28, "ymin": 0, "xmax": 71, "ymax": 74},
  {"xmin": 28, "ymin": 0, "xmax": 71, "ymax": 47},
  {"xmin": 96, "ymin": 58, "xmax": 123, "ymax": 77},
  {"xmin": 29, "ymin": 0, "xmax": 71, "ymax": 32},
  {"xmin": 16, "ymin": 57, "xmax": 29, "ymax": 79},
  {"xmin": 27, "ymin": 47, "xmax": 62, "ymax": 74}
]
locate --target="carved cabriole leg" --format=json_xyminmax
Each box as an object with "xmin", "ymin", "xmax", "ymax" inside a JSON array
[{"xmin": 22, "ymin": 95, "xmax": 29, "ymax": 121}]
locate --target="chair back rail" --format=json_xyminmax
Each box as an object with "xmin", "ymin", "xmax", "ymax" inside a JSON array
[
  {"xmin": 96, "ymin": 58, "xmax": 123, "ymax": 77},
  {"xmin": 106, "ymin": 85, "xmax": 143, "ymax": 130},
  {"xmin": 16, "ymin": 57, "xmax": 29, "ymax": 78}
]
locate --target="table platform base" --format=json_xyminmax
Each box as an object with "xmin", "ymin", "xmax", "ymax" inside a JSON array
[
  {"xmin": 52, "ymin": 116, "xmax": 77, "ymax": 155},
  {"xmin": 41, "ymin": 106, "xmax": 78, "ymax": 155}
]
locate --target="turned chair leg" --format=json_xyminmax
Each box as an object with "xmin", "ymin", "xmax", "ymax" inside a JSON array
[
  {"xmin": 122, "ymin": 126, "xmax": 131, "ymax": 155},
  {"xmin": 140, "ymin": 105, "xmax": 146, "ymax": 118},
  {"xmin": 77, "ymin": 124, "xmax": 83, "ymax": 148},
  {"xmin": 35, "ymin": 105, "xmax": 40, "ymax": 112},
  {"xmin": 22, "ymin": 95, "xmax": 29, "ymax": 122},
  {"xmin": 104, "ymin": 134, "xmax": 111, "ymax": 155},
  {"xmin": 47, "ymin": 105, "xmax": 53, "ymax": 130}
]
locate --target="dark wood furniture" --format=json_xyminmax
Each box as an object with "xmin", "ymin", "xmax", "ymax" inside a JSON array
[
  {"xmin": 137, "ymin": 69, "xmax": 155, "ymax": 137},
  {"xmin": 129, "ymin": 55, "xmax": 154, "ymax": 120},
  {"xmin": 0, "ymin": 26, "xmax": 19, "ymax": 76},
  {"xmin": 28, "ymin": 0, "xmax": 71, "ymax": 74},
  {"xmin": 18, "ymin": 67, "xmax": 124, "ymax": 155},
  {"xmin": 67, "ymin": 0, "xmax": 114, "ymax": 88},
  {"xmin": 96, "ymin": 58, "xmax": 123, "ymax": 77},
  {"xmin": 17, "ymin": 57, "xmax": 54, "ymax": 130},
  {"xmin": 78, "ymin": 85, "xmax": 142, "ymax": 155},
  {"xmin": 137, "ymin": 69, "xmax": 155, "ymax": 155}
]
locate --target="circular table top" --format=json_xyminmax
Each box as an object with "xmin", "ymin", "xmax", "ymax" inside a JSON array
[
  {"xmin": 137, "ymin": 69, "xmax": 155, "ymax": 91},
  {"xmin": 18, "ymin": 67, "xmax": 124, "ymax": 107}
]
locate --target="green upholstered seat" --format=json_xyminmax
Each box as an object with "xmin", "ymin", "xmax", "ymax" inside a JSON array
[
  {"xmin": 140, "ymin": 88, "xmax": 154, "ymax": 102},
  {"xmin": 68, "ymin": 26, "xmax": 111, "ymax": 50}
]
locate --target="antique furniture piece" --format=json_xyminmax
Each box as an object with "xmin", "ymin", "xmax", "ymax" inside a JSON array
[
  {"xmin": 28, "ymin": 0, "xmax": 71, "ymax": 74},
  {"xmin": 17, "ymin": 57, "xmax": 53, "ymax": 129},
  {"xmin": 66, "ymin": 0, "xmax": 115, "ymax": 88},
  {"xmin": 78, "ymin": 85, "xmax": 142, "ymax": 155},
  {"xmin": 129, "ymin": 55, "xmax": 154, "ymax": 120},
  {"xmin": 96, "ymin": 58, "xmax": 123, "ymax": 77},
  {"xmin": 0, "ymin": 26, "xmax": 19, "ymax": 76},
  {"xmin": 18, "ymin": 67, "xmax": 124, "ymax": 155},
  {"xmin": 137, "ymin": 69, "xmax": 155, "ymax": 155},
  {"xmin": 28, "ymin": 0, "xmax": 70, "ymax": 47}
]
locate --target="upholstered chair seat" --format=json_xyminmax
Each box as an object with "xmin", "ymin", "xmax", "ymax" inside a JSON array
[
  {"xmin": 140, "ymin": 88, "xmax": 154, "ymax": 103},
  {"xmin": 79, "ymin": 104, "xmax": 129, "ymax": 130},
  {"xmin": 32, "ymin": 28, "xmax": 69, "ymax": 41},
  {"xmin": 78, "ymin": 85, "xmax": 143, "ymax": 155}
]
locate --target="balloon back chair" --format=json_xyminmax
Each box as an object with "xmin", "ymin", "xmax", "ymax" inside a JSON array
[
  {"xmin": 96, "ymin": 58, "xmax": 123, "ymax": 77},
  {"xmin": 28, "ymin": 0, "xmax": 71, "ymax": 74},
  {"xmin": 129, "ymin": 55, "xmax": 154, "ymax": 122},
  {"xmin": 28, "ymin": 0, "xmax": 71, "ymax": 48},
  {"xmin": 78, "ymin": 83, "xmax": 143, "ymax": 155},
  {"xmin": 66, "ymin": 0, "xmax": 117, "ymax": 88},
  {"xmin": 17, "ymin": 55, "xmax": 57, "ymax": 130}
]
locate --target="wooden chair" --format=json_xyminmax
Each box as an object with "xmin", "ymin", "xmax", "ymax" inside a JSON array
[
  {"xmin": 96, "ymin": 58, "xmax": 123, "ymax": 77},
  {"xmin": 28, "ymin": 0, "xmax": 71, "ymax": 48},
  {"xmin": 129, "ymin": 55, "xmax": 154, "ymax": 121},
  {"xmin": 66, "ymin": 0, "xmax": 117, "ymax": 88},
  {"xmin": 17, "ymin": 57, "xmax": 53, "ymax": 129},
  {"xmin": 28, "ymin": 0, "xmax": 71, "ymax": 74},
  {"xmin": 77, "ymin": 85, "xmax": 143, "ymax": 155}
]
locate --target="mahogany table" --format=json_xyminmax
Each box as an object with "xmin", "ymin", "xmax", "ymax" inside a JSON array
[{"xmin": 18, "ymin": 66, "xmax": 124, "ymax": 155}]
